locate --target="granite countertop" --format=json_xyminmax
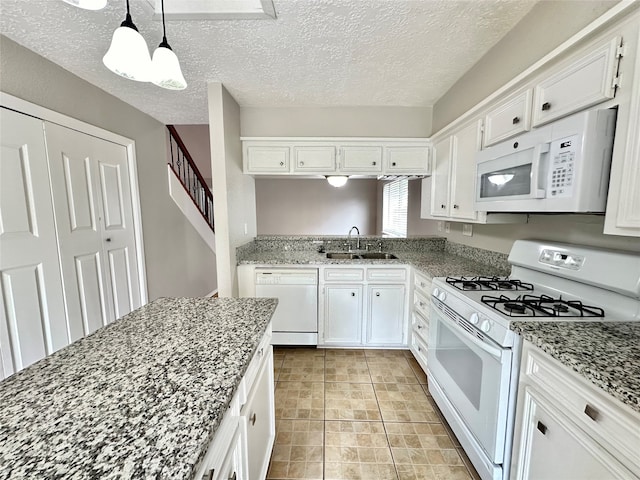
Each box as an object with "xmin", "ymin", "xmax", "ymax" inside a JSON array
[
  {"xmin": 238, "ymin": 250, "xmax": 510, "ymax": 278},
  {"xmin": 0, "ymin": 297, "xmax": 278, "ymax": 480},
  {"xmin": 511, "ymin": 321, "xmax": 640, "ymax": 414}
]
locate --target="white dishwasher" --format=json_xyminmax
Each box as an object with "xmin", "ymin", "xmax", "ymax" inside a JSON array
[{"xmin": 255, "ymin": 268, "xmax": 318, "ymax": 345}]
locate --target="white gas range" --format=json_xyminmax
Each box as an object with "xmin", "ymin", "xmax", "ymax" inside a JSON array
[{"xmin": 426, "ymin": 240, "xmax": 640, "ymax": 480}]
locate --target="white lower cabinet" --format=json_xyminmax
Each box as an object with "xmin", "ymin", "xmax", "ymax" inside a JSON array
[
  {"xmin": 511, "ymin": 342, "xmax": 640, "ymax": 480},
  {"xmin": 319, "ymin": 266, "xmax": 409, "ymax": 347},
  {"xmin": 409, "ymin": 269, "xmax": 431, "ymax": 370},
  {"xmin": 195, "ymin": 325, "xmax": 275, "ymax": 480}
]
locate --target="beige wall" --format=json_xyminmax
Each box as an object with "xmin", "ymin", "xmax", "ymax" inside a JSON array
[
  {"xmin": 241, "ymin": 106, "xmax": 432, "ymax": 137},
  {"xmin": 432, "ymin": 0, "xmax": 620, "ymax": 133},
  {"xmin": 209, "ymin": 83, "xmax": 257, "ymax": 297},
  {"xmin": 0, "ymin": 35, "xmax": 217, "ymax": 299},
  {"xmin": 173, "ymin": 124, "xmax": 212, "ymax": 187},
  {"xmin": 255, "ymin": 178, "xmax": 379, "ymax": 235}
]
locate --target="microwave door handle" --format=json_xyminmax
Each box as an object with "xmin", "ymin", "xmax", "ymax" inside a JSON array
[
  {"xmin": 531, "ymin": 142, "xmax": 550, "ymax": 199},
  {"xmin": 444, "ymin": 317, "xmax": 504, "ymax": 361}
]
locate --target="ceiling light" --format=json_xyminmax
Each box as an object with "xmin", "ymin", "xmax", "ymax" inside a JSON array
[
  {"xmin": 103, "ymin": 0, "xmax": 152, "ymax": 82},
  {"xmin": 62, "ymin": 0, "xmax": 108, "ymax": 10},
  {"xmin": 326, "ymin": 176, "xmax": 349, "ymax": 188},
  {"xmin": 151, "ymin": 0, "xmax": 187, "ymax": 90}
]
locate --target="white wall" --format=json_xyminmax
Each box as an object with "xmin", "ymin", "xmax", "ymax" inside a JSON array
[
  {"xmin": 0, "ymin": 35, "xmax": 217, "ymax": 299},
  {"xmin": 255, "ymin": 178, "xmax": 379, "ymax": 235},
  {"xmin": 209, "ymin": 83, "xmax": 257, "ymax": 297}
]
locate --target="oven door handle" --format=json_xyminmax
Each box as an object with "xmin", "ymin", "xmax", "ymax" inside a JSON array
[{"xmin": 449, "ymin": 319, "xmax": 504, "ymax": 361}]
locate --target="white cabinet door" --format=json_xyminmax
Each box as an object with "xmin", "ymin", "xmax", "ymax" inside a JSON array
[
  {"xmin": 45, "ymin": 122, "xmax": 142, "ymax": 341},
  {"xmin": 216, "ymin": 423, "xmax": 243, "ymax": 480},
  {"xmin": 366, "ymin": 284, "xmax": 405, "ymax": 346},
  {"xmin": 430, "ymin": 137, "xmax": 452, "ymax": 217},
  {"xmin": 292, "ymin": 145, "xmax": 336, "ymax": 172},
  {"xmin": 483, "ymin": 89, "xmax": 532, "ymax": 147},
  {"xmin": 244, "ymin": 145, "xmax": 290, "ymax": 173},
  {"xmin": 512, "ymin": 387, "xmax": 632, "ymax": 480},
  {"xmin": 241, "ymin": 346, "xmax": 275, "ymax": 480},
  {"xmin": 385, "ymin": 146, "xmax": 430, "ymax": 174},
  {"xmin": 450, "ymin": 119, "xmax": 482, "ymax": 221},
  {"xmin": 0, "ymin": 109, "xmax": 69, "ymax": 377},
  {"xmin": 340, "ymin": 145, "xmax": 382, "ymax": 173},
  {"xmin": 532, "ymin": 36, "xmax": 621, "ymax": 127},
  {"xmin": 323, "ymin": 285, "xmax": 363, "ymax": 345}
]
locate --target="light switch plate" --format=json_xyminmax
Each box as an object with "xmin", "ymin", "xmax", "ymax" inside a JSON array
[
  {"xmin": 445, "ymin": 222, "xmax": 451, "ymax": 233},
  {"xmin": 463, "ymin": 224, "xmax": 473, "ymax": 237}
]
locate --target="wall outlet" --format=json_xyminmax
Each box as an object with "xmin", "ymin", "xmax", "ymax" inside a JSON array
[
  {"xmin": 445, "ymin": 222, "xmax": 451, "ymax": 233},
  {"xmin": 463, "ymin": 224, "xmax": 473, "ymax": 237},
  {"xmin": 438, "ymin": 221, "xmax": 443, "ymax": 232},
  {"xmin": 244, "ymin": 223, "xmax": 248, "ymax": 235}
]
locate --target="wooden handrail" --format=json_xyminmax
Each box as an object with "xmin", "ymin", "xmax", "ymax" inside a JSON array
[{"xmin": 167, "ymin": 125, "xmax": 213, "ymax": 201}]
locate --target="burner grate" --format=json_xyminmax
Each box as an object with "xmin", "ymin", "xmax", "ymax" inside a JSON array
[
  {"xmin": 481, "ymin": 294, "xmax": 605, "ymax": 318},
  {"xmin": 446, "ymin": 276, "xmax": 534, "ymax": 292}
]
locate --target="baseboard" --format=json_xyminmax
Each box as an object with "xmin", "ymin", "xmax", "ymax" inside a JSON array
[{"xmin": 207, "ymin": 289, "xmax": 218, "ymax": 297}]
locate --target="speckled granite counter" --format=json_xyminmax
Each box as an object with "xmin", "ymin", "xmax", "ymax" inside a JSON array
[
  {"xmin": 0, "ymin": 297, "xmax": 278, "ymax": 480},
  {"xmin": 511, "ymin": 321, "xmax": 640, "ymax": 414}
]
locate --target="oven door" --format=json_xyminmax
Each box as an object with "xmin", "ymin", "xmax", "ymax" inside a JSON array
[{"xmin": 427, "ymin": 306, "xmax": 512, "ymax": 464}]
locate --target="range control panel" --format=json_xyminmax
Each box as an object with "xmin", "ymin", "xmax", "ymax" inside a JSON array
[{"xmin": 539, "ymin": 249, "xmax": 585, "ymax": 270}]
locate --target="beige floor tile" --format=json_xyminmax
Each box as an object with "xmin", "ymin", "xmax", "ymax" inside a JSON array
[
  {"xmin": 275, "ymin": 381, "xmax": 324, "ymax": 420},
  {"xmin": 374, "ymin": 383, "xmax": 440, "ymax": 422},
  {"xmin": 395, "ymin": 463, "xmax": 437, "ymax": 480},
  {"xmin": 325, "ymin": 357, "xmax": 372, "ymax": 383},
  {"xmin": 325, "ymin": 421, "xmax": 397, "ymax": 480},
  {"xmin": 269, "ymin": 419, "xmax": 324, "ymax": 479},
  {"xmin": 325, "ymin": 383, "xmax": 381, "ymax": 421},
  {"xmin": 325, "ymin": 349, "xmax": 366, "ymax": 358},
  {"xmin": 432, "ymin": 465, "xmax": 472, "ymax": 480},
  {"xmin": 368, "ymin": 358, "xmax": 419, "ymax": 384},
  {"xmin": 364, "ymin": 349, "xmax": 410, "ymax": 359},
  {"xmin": 406, "ymin": 357, "xmax": 428, "ymax": 385},
  {"xmin": 279, "ymin": 355, "xmax": 325, "ymax": 382},
  {"xmin": 274, "ymin": 354, "xmax": 285, "ymax": 382},
  {"xmin": 282, "ymin": 347, "xmax": 326, "ymax": 358}
]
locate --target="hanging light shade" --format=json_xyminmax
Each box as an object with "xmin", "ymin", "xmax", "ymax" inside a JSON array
[
  {"xmin": 62, "ymin": 0, "xmax": 108, "ymax": 10},
  {"xmin": 103, "ymin": 0, "xmax": 152, "ymax": 82},
  {"xmin": 151, "ymin": 0, "xmax": 187, "ymax": 90},
  {"xmin": 326, "ymin": 176, "xmax": 349, "ymax": 188}
]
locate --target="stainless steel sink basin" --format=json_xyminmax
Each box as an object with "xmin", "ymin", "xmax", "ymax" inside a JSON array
[
  {"xmin": 359, "ymin": 252, "xmax": 398, "ymax": 259},
  {"xmin": 326, "ymin": 252, "xmax": 362, "ymax": 259}
]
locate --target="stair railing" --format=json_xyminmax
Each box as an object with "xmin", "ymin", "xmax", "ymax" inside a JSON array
[{"xmin": 167, "ymin": 125, "xmax": 215, "ymax": 232}]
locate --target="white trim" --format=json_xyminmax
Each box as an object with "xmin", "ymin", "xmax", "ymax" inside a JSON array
[
  {"xmin": 167, "ymin": 166, "xmax": 216, "ymax": 253},
  {"xmin": 240, "ymin": 136, "xmax": 429, "ymax": 142},
  {"xmin": 432, "ymin": 0, "xmax": 640, "ymax": 139},
  {"xmin": 207, "ymin": 289, "xmax": 218, "ymax": 297},
  {"xmin": 0, "ymin": 91, "xmax": 149, "ymax": 305}
]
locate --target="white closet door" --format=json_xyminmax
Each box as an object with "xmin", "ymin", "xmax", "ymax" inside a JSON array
[
  {"xmin": 45, "ymin": 122, "xmax": 141, "ymax": 342},
  {"xmin": 0, "ymin": 109, "xmax": 69, "ymax": 378}
]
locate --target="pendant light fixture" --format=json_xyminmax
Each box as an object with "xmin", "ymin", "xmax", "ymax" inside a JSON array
[
  {"xmin": 62, "ymin": 0, "xmax": 107, "ymax": 10},
  {"xmin": 103, "ymin": 0, "xmax": 152, "ymax": 82},
  {"xmin": 326, "ymin": 176, "xmax": 349, "ymax": 188},
  {"xmin": 151, "ymin": 0, "xmax": 187, "ymax": 90}
]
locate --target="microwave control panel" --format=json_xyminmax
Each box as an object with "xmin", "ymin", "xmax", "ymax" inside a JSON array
[{"xmin": 548, "ymin": 134, "xmax": 578, "ymax": 198}]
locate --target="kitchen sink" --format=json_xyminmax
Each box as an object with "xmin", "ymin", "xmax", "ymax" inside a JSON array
[
  {"xmin": 326, "ymin": 252, "xmax": 362, "ymax": 259},
  {"xmin": 359, "ymin": 252, "xmax": 398, "ymax": 259}
]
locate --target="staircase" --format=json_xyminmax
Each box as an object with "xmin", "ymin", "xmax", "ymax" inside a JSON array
[{"xmin": 167, "ymin": 125, "xmax": 215, "ymax": 251}]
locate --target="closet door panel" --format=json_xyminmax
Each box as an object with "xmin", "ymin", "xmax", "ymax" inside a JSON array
[
  {"xmin": 0, "ymin": 109, "xmax": 68, "ymax": 377},
  {"xmin": 75, "ymin": 253, "xmax": 109, "ymax": 336}
]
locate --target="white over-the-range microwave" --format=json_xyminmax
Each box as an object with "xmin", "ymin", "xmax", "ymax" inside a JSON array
[{"xmin": 475, "ymin": 108, "xmax": 617, "ymax": 213}]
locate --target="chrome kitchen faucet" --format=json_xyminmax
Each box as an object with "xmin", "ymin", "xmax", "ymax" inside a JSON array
[{"xmin": 347, "ymin": 226, "xmax": 360, "ymax": 251}]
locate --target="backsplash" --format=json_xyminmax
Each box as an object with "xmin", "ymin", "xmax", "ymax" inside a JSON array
[{"xmin": 238, "ymin": 235, "xmax": 511, "ymax": 273}]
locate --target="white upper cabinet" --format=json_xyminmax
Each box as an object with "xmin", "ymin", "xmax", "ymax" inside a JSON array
[
  {"xmin": 242, "ymin": 138, "xmax": 430, "ymax": 176},
  {"xmin": 483, "ymin": 89, "xmax": 533, "ymax": 147},
  {"xmin": 450, "ymin": 119, "xmax": 483, "ymax": 221},
  {"xmin": 532, "ymin": 36, "xmax": 622, "ymax": 127},
  {"xmin": 340, "ymin": 145, "xmax": 383, "ymax": 173},
  {"xmin": 293, "ymin": 145, "xmax": 336, "ymax": 172},
  {"xmin": 430, "ymin": 136, "xmax": 452, "ymax": 218}
]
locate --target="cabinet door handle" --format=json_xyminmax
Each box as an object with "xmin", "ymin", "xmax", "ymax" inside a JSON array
[
  {"xmin": 440, "ymin": 204, "xmax": 446, "ymax": 209},
  {"xmin": 299, "ymin": 161, "xmax": 304, "ymax": 166},
  {"xmin": 512, "ymin": 116, "xmax": 520, "ymax": 124},
  {"xmin": 453, "ymin": 204, "xmax": 459, "ymax": 209},
  {"xmin": 376, "ymin": 292, "xmax": 380, "ymax": 297},
  {"xmin": 584, "ymin": 404, "xmax": 599, "ymax": 421},
  {"xmin": 541, "ymin": 102, "xmax": 551, "ymax": 111},
  {"xmin": 351, "ymin": 292, "xmax": 356, "ymax": 297},
  {"xmin": 417, "ymin": 324, "xmax": 423, "ymax": 329},
  {"xmin": 105, "ymin": 238, "xmax": 112, "ymax": 242},
  {"xmin": 536, "ymin": 421, "xmax": 547, "ymax": 435},
  {"xmin": 419, "ymin": 301, "xmax": 425, "ymax": 307},
  {"xmin": 417, "ymin": 345, "xmax": 422, "ymax": 352},
  {"xmin": 203, "ymin": 468, "xmax": 215, "ymax": 480},
  {"xmin": 392, "ymin": 162, "xmax": 397, "ymax": 166},
  {"xmin": 279, "ymin": 161, "xmax": 284, "ymax": 166},
  {"xmin": 258, "ymin": 347, "xmax": 264, "ymax": 357},
  {"xmin": 250, "ymin": 412, "xmax": 257, "ymax": 426},
  {"xmin": 372, "ymin": 161, "xmax": 376, "ymax": 166},
  {"xmin": 228, "ymin": 473, "xmax": 237, "ymax": 480}
]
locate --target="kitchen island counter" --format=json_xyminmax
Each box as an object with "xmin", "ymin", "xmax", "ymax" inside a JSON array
[
  {"xmin": 0, "ymin": 297, "xmax": 278, "ymax": 479},
  {"xmin": 511, "ymin": 321, "xmax": 640, "ymax": 414}
]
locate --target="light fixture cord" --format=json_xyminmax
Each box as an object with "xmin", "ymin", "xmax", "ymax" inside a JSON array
[
  {"xmin": 161, "ymin": 0, "xmax": 167, "ymax": 43},
  {"xmin": 126, "ymin": 0, "xmax": 130, "ymax": 16}
]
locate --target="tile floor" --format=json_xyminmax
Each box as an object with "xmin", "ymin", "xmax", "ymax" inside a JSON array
[{"xmin": 267, "ymin": 348, "xmax": 481, "ymax": 480}]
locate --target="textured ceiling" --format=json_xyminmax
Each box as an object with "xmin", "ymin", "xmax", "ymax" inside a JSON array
[{"xmin": 0, "ymin": 0, "xmax": 537, "ymax": 125}]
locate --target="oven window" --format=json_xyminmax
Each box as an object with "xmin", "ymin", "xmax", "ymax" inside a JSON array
[
  {"xmin": 435, "ymin": 321, "xmax": 482, "ymax": 409},
  {"xmin": 480, "ymin": 163, "xmax": 532, "ymax": 198}
]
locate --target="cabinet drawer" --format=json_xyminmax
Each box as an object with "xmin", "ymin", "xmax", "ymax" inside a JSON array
[
  {"xmin": 323, "ymin": 268, "xmax": 365, "ymax": 282},
  {"xmin": 238, "ymin": 325, "xmax": 272, "ymax": 408},
  {"xmin": 340, "ymin": 145, "xmax": 383, "ymax": 172},
  {"xmin": 366, "ymin": 267, "xmax": 407, "ymax": 283},
  {"xmin": 522, "ymin": 344, "xmax": 640, "ymax": 475},
  {"xmin": 413, "ymin": 270, "xmax": 432, "ymax": 297},
  {"xmin": 483, "ymin": 89, "xmax": 532, "ymax": 147},
  {"xmin": 385, "ymin": 146, "xmax": 430, "ymax": 174},
  {"xmin": 532, "ymin": 36, "xmax": 621, "ymax": 127},
  {"xmin": 245, "ymin": 145, "xmax": 290, "ymax": 173},
  {"xmin": 412, "ymin": 310, "xmax": 429, "ymax": 344},
  {"xmin": 410, "ymin": 328, "xmax": 428, "ymax": 373},
  {"xmin": 413, "ymin": 290, "xmax": 430, "ymax": 319},
  {"xmin": 293, "ymin": 145, "xmax": 336, "ymax": 172}
]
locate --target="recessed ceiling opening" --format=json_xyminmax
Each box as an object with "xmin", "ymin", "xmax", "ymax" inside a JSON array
[{"xmin": 149, "ymin": 0, "xmax": 277, "ymax": 20}]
